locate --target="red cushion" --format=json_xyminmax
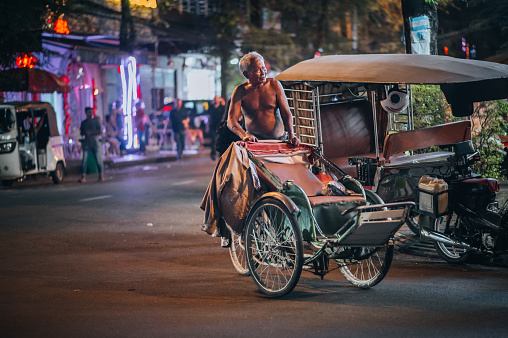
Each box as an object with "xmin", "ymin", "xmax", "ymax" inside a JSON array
[{"xmin": 263, "ymin": 162, "xmax": 324, "ymax": 196}]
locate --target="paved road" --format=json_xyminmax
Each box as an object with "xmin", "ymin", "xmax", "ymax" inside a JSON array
[{"xmin": 1, "ymin": 157, "xmax": 508, "ymax": 337}]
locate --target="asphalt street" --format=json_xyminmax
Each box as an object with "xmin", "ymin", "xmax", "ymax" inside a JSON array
[{"xmin": 1, "ymin": 156, "xmax": 508, "ymax": 337}]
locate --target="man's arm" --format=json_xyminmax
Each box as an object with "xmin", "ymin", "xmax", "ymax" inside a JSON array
[
  {"xmin": 275, "ymin": 80, "xmax": 300, "ymax": 146},
  {"xmin": 227, "ymin": 85, "xmax": 258, "ymax": 142}
]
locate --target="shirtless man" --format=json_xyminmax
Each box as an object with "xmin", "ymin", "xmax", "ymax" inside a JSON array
[{"xmin": 227, "ymin": 52, "xmax": 300, "ymax": 146}]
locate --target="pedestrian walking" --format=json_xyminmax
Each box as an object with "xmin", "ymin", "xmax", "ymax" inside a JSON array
[{"xmin": 78, "ymin": 107, "xmax": 104, "ymax": 182}]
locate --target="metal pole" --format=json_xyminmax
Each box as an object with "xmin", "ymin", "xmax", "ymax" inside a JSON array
[
  {"xmin": 371, "ymin": 90, "xmax": 379, "ymax": 160},
  {"xmin": 315, "ymin": 86, "xmax": 323, "ymax": 152}
]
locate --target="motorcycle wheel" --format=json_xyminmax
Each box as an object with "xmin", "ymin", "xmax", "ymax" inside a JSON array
[{"xmin": 433, "ymin": 211, "xmax": 472, "ymax": 264}]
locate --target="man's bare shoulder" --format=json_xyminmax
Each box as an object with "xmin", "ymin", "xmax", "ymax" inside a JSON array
[
  {"xmin": 266, "ymin": 78, "xmax": 282, "ymax": 89},
  {"xmin": 233, "ymin": 81, "xmax": 249, "ymax": 93}
]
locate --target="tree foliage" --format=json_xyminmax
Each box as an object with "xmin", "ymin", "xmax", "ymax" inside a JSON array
[
  {"xmin": 0, "ymin": 0, "xmax": 65, "ymax": 68},
  {"xmin": 412, "ymin": 85, "xmax": 508, "ymax": 179}
]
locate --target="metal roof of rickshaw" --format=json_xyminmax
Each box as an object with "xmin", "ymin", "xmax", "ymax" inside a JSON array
[
  {"xmin": 276, "ymin": 54, "xmax": 508, "ymax": 115},
  {"xmin": 276, "ymin": 54, "xmax": 508, "ymax": 84}
]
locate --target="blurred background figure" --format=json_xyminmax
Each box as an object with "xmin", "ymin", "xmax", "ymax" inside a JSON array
[
  {"xmin": 79, "ymin": 107, "xmax": 104, "ymax": 183},
  {"xmin": 170, "ymin": 99, "xmax": 188, "ymax": 160},
  {"xmin": 208, "ymin": 95, "xmax": 226, "ymax": 160},
  {"xmin": 134, "ymin": 101, "xmax": 146, "ymax": 155},
  {"xmin": 111, "ymin": 101, "xmax": 126, "ymax": 155},
  {"xmin": 104, "ymin": 114, "xmax": 120, "ymax": 156}
]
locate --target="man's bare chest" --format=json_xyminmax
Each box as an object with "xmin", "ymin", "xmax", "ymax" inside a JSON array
[{"xmin": 241, "ymin": 87, "xmax": 277, "ymax": 112}]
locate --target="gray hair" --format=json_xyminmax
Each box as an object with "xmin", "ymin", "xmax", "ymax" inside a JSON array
[{"xmin": 239, "ymin": 52, "xmax": 264, "ymax": 76}]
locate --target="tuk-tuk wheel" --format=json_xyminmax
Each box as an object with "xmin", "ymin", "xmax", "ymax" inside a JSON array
[
  {"xmin": 51, "ymin": 162, "xmax": 65, "ymax": 184},
  {"xmin": 1, "ymin": 180, "xmax": 14, "ymax": 187}
]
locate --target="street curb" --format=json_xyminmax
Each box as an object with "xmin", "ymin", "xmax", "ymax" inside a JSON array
[{"xmin": 65, "ymin": 148, "xmax": 212, "ymax": 175}]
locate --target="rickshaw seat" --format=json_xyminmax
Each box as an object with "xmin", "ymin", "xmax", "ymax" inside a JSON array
[
  {"xmin": 262, "ymin": 160, "xmax": 366, "ymax": 206},
  {"xmin": 383, "ymin": 120, "xmax": 471, "ymax": 161},
  {"xmin": 243, "ymin": 141, "xmax": 366, "ymax": 205},
  {"xmin": 262, "ymin": 162, "xmax": 324, "ymax": 196}
]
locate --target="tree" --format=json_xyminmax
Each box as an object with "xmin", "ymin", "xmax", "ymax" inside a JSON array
[
  {"xmin": 0, "ymin": 0, "xmax": 65, "ymax": 68},
  {"xmin": 120, "ymin": 0, "xmax": 136, "ymax": 53},
  {"xmin": 400, "ymin": 0, "xmax": 438, "ymax": 54}
]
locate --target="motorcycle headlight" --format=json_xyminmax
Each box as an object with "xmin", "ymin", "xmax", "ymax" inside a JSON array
[{"xmin": 0, "ymin": 141, "xmax": 16, "ymax": 153}]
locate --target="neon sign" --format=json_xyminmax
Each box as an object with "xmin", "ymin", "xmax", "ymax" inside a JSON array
[{"xmin": 120, "ymin": 56, "xmax": 138, "ymax": 149}]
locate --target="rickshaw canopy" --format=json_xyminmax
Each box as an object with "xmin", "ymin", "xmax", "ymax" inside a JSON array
[{"xmin": 276, "ymin": 54, "xmax": 508, "ymax": 115}]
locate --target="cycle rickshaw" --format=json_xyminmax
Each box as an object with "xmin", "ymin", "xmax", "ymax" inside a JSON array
[
  {"xmin": 220, "ymin": 54, "xmax": 508, "ymax": 296},
  {"xmin": 221, "ymin": 140, "xmax": 413, "ymax": 297}
]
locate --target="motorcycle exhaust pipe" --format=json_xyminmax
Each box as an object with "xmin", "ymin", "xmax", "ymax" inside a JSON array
[{"xmin": 420, "ymin": 228, "xmax": 476, "ymax": 251}]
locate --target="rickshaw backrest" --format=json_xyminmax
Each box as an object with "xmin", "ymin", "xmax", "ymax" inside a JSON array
[
  {"xmin": 320, "ymin": 100, "xmax": 375, "ymax": 160},
  {"xmin": 263, "ymin": 162, "xmax": 324, "ymax": 196},
  {"xmin": 242, "ymin": 141, "xmax": 325, "ymax": 196},
  {"xmin": 382, "ymin": 120, "xmax": 471, "ymax": 161}
]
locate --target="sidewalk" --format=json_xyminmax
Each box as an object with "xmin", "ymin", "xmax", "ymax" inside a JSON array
[{"xmin": 65, "ymin": 148, "xmax": 212, "ymax": 175}]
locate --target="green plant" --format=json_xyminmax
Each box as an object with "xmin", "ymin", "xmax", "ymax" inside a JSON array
[
  {"xmin": 469, "ymin": 100, "xmax": 508, "ymax": 179},
  {"xmin": 411, "ymin": 85, "xmax": 508, "ymax": 179}
]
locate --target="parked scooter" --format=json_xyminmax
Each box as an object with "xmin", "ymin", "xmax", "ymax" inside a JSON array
[{"xmin": 416, "ymin": 141, "xmax": 508, "ymax": 264}]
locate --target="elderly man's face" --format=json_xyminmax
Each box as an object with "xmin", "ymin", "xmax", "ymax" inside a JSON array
[{"xmin": 247, "ymin": 59, "xmax": 267, "ymax": 85}]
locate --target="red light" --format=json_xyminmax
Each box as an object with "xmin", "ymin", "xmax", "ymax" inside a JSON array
[
  {"xmin": 162, "ymin": 106, "xmax": 173, "ymax": 111},
  {"xmin": 444, "ymin": 46, "xmax": 448, "ymax": 55},
  {"xmin": 16, "ymin": 53, "xmax": 37, "ymax": 68},
  {"xmin": 54, "ymin": 19, "xmax": 70, "ymax": 34}
]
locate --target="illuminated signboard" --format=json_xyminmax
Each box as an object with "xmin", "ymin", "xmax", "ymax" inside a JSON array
[{"xmin": 108, "ymin": 0, "xmax": 156, "ymax": 8}]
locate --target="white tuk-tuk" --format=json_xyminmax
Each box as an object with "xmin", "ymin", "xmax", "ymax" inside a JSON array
[{"xmin": 0, "ymin": 101, "xmax": 66, "ymax": 186}]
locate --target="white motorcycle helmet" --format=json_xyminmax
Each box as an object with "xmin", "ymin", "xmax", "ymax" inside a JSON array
[{"xmin": 381, "ymin": 87, "xmax": 408, "ymax": 113}]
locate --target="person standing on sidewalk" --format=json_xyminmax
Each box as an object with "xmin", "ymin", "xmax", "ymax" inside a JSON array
[
  {"xmin": 208, "ymin": 95, "xmax": 226, "ymax": 160},
  {"xmin": 134, "ymin": 101, "xmax": 146, "ymax": 155},
  {"xmin": 170, "ymin": 99, "xmax": 188, "ymax": 161},
  {"xmin": 79, "ymin": 107, "xmax": 104, "ymax": 182}
]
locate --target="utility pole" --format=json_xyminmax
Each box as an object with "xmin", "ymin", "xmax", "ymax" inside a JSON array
[{"xmin": 401, "ymin": 0, "xmax": 438, "ymax": 55}]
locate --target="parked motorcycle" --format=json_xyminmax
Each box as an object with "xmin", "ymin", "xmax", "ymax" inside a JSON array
[{"xmin": 417, "ymin": 141, "xmax": 508, "ymax": 264}]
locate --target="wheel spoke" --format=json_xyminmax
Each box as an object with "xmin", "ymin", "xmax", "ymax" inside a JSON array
[
  {"xmin": 337, "ymin": 246, "xmax": 392, "ymax": 288},
  {"xmin": 246, "ymin": 200, "xmax": 303, "ymax": 297}
]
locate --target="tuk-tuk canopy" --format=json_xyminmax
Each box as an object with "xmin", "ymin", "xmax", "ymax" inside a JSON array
[
  {"xmin": 276, "ymin": 54, "xmax": 508, "ymax": 115},
  {"xmin": 1, "ymin": 101, "xmax": 60, "ymax": 137}
]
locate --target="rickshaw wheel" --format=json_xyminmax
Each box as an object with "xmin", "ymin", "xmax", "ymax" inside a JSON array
[
  {"xmin": 337, "ymin": 190, "xmax": 393, "ymax": 288},
  {"xmin": 337, "ymin": 245, "xmax": 394, "ymax": 288},
  {"xmin": 51, "ymin": 162, "xmax": 65, "ymax": 184},
  {"xmin": 245, "ymin": 197, "xmax": 303, "ymax": 298},
  {"xmin": 229, "ymin": 230, "xmax": 250, "ymax": 275}
]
